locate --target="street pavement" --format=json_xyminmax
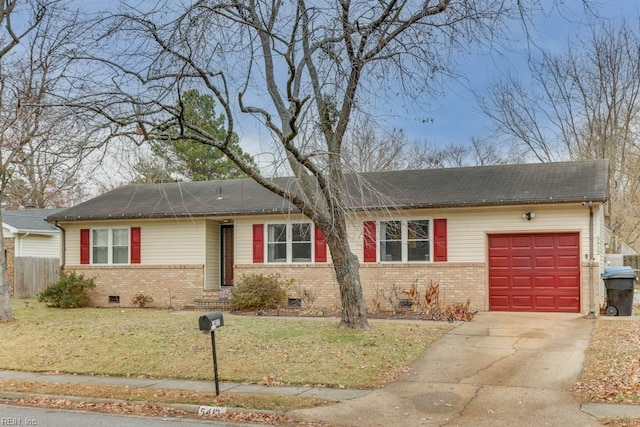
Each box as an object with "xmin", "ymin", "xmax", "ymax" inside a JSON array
[
  {"xmin": 0, "ymin": 312, "xmax": 637, "ymax": 425},
  {"xmin": 0, "ymin": 403, "xmax": 247, "ymax": 426}
]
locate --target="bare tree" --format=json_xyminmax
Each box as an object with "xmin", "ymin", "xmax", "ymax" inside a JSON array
[
  {"xmin": 481, "ymin": 19, "xmax": 640, "ymax": 251},
  {"xmin": 341, "ymin": 118, "xmax": 440, "ymax": 172},
  {"xmin": 0, "ymin": 0, "xmax": 47, "ymax": 321},
  {"xmin": 342, "ymin": 120, "xmax": 522, "ymax": 172},
  {"xmin": 438, "ymin": 137, "xmax": 524, "ymax": 167},
  {"xmin": 79, "ymin": 1, "xmax": 588, "ymax": 329},
  {"xmin": 98, "ymin": 143, "xmax": 176, "ymax": 189},
  {"xmin": 0, "ymin": 2, "xmax": 100, "ymax": 321}
]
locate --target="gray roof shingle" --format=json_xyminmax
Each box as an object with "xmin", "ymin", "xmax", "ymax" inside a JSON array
[
  {"xmin": 4, "ymin": 209, "xmax": 64, "ymax": 231},
  {"xmin": 46, "ymin": 159, "xmax": 609, "ymax": 222}
]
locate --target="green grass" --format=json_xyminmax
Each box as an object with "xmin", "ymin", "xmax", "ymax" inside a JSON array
[{"xmin": 0, "ymin": 299, "xmax": 453, "ymax": 389}]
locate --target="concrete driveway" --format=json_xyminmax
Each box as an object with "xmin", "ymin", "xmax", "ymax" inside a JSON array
[{"xmin": 290, "ymin": 312, "xmax": 601, "ymax": 426}]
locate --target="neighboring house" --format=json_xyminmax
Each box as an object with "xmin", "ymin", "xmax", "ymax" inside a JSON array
[
  {"xmin": 46, "ymin": 159, "xmax": 610, "ymax": 315},
  {"xmin": 3, "ymin": 208, "xmax": 63, "ymax": 297},
  {"xmin": 602, "ymin": 228, "xmax": 637, "ymax": 269}
]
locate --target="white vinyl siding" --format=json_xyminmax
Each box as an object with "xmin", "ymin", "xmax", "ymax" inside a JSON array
[
  {"xmin": 63, "ymin": 219, "xmax": 206, "ymax": 265},
  {"xmin": 444, "ymin": 205, "xmax": 592, "ymax": 263},
  {"xmin": 16, "ymin": 233, "xmax": 61, "ymax": 258},
  {"xmin": 142, "ymin": 221, "xmax": 205, "ymax": 263},
  {"xmin": 235, "ymin": 218, "xmax": 254, "ymax": 264}
]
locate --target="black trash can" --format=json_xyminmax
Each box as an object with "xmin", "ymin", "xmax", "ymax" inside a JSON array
[{"xmin": 602, "ymin": 267, "xmax": 637, "ymax": 316}]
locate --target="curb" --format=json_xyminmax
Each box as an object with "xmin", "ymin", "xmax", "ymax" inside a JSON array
[
  {"xmin": 582, "ymin": 402, "xmax": 640, "ymax": 419},
  {"xmin": 0, "ymin": 390, "xmax": 281, "ymax": 420}
]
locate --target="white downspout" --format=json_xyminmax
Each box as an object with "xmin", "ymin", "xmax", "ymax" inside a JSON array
[
  {"xmin": 53, "ymin": 222, "xmax": 65, "ymax": 268},
  {"xmin": 586, "ymin": 201, "xmax": 596, "ymax": 319}
]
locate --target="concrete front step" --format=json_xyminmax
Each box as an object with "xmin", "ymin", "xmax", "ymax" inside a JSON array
[
  {"xmin": 184, "ymin": 287, "xmax": 233, "ymax": 311},
  {"xmin": 183, "ymin": 301, "xmax": 232, "ymax": 311}
]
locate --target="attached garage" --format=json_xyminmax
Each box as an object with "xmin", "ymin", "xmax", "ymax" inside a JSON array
[{"xmin": 488, "ymin": 233, "xmax": 581, "ymax": 312}]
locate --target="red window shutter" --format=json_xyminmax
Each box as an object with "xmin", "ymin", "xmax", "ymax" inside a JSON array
[
  {"xmin": 80, "ymin": 229, "xmax": 90, "ymax": 264},
  {"xmin": 363, "ymin": 221, "xmax": 377, "ymax": 262},
  {"xmin": 130, "ymin": 227, "xmax": 141, "ymax": 264},
  {"xmin": 252, "ymin": 224, "xmax": 264, "ymax": 263},
  {"xmin": 433, "ymin": 218, "xmax": 447, "ymax": 262},
  {"xmin": 314, "ymin": 226, "xmax": 327, "ymax": 262}
]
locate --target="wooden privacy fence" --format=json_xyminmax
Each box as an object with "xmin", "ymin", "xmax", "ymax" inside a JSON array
[
  {"xmin": 623, "ymin": 255, "xmax": 640, "ymax": 281},
  {"xmin": 13, "ymin": 257, "xmax": 60, "ymax": 298}
]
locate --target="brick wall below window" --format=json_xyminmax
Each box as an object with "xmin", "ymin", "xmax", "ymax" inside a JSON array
[
  {"xmin": 237, "ymin": 262, "xmax": 487, "ymax": 312},
  {"xmin": 68, "ymin": 264, "xmax": 204, "ymax": 309}
]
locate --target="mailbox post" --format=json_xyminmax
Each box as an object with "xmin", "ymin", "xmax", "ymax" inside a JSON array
[{"xmin": 199, "ymin": 312, "xmax": 224, "ymax": 396}]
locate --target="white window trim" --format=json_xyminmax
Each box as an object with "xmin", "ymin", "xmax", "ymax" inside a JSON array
[
  {"xmin": 91, "ymin": 227, "xmax": 130, "ymax": 265},
  {"xmin": 265, "ymin": 221, "xmax": 314, "ymax": 264},
  {"xmin": 378, "ymin": 218, "xmax": 432, "ymax": 263}
]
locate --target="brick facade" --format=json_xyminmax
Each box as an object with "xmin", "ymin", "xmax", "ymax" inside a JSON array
[
  {"xmin": 69, "ymin": 264, "xmax": 204, "ymax": 309},
  {"xmin": 66, "ymin": 261, "xmax": 601, "ymax": 314},
  {"xmin": 237, "ymin": 262, "xmax": 487, "ymax": 312}
]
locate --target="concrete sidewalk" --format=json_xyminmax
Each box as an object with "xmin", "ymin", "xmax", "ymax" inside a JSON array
[
  {"xmin": 0, "ymin": 369, "xmax": 369, "ymax": 402},
  {"xmin": 290, "ymin": 312, "xmax": 620, "ymax": 426}
]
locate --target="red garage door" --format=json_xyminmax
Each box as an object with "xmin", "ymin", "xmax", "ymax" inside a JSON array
[{"xmin": 488, "ymin": 233, "xmax": 580, "ymax": 312}]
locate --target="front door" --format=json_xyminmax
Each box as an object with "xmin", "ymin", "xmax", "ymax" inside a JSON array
[{"xmin": 221, "ymin": 224, "xmax": 234, "ymax": 286}]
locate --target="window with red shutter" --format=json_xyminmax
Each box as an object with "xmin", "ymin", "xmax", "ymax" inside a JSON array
[
  {"xmin": 80, "ymin": 229, "xmax": 90, "ymax": 264},
  {"xmin": 130, "ymin": 227, "xmax": 141, "ymax": 264},
  {"xmin": 363, "ymin": 221, "xmax": 377, "ymax": 262},
  {"xmin": 433, "ymin": 218, "xmax": 447, "ymax": 262},
  {"xmin": 314, "ymin": 226, "xmax": 327, "ymax": 262},
  {"xmin": 252, "ymin": 224, "xmax": 264, "ymax": 263}
]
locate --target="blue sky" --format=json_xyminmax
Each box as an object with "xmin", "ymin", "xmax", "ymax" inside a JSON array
[
  {"xmin": 89, "ymin": 0, "xmax": 640, "ymax": 181},
  {"xmin": 385, "ymin": 0, "xmax": 640, "ymax": 148}
]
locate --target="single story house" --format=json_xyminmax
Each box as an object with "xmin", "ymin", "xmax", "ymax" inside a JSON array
[
  {"xmin": 46, "ymin": 159, "xmax": 610, "ymax": 315},
  {"xmin": 3, "ymin": 208, "xmax": 63, "ymax": 296}
]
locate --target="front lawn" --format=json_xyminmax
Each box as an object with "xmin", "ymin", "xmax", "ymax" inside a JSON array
[{"xmin": 0, "ymin": 299, "xmax": 452, "ymax": 389}]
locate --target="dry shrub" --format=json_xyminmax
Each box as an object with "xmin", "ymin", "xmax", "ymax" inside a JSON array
[
  {"xmin": 292, "ymin": 283, "xmax": 318, "ymax": 310},
  {"xmin": 368, "ymin": 282, "xmax": 406, "ymax": 313},
  {"xmin": 131, "ymin": 293, "xmax": 154, "ymax": 308},
  {"xmin": 402, "ymin": 280, "xmax": 475, "ymax": 321}
]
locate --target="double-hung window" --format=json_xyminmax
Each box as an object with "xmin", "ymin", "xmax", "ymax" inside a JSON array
[
  {"xmin": 267, "ymin": 222, "xmax": 312, "ymax": 263},
  {"xmin": 379, "ymin": 219, "xmax": 431, "ymax": 262},
  {"xmin": 92, "ymin": 228, "xmax": 130, "ymax": 264},
  {"xmin": 380, "ymin": 221, "xmax": 402, "ymax": 261}
]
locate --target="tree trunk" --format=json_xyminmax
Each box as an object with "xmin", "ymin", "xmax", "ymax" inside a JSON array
[
  {"xmin": 324, "ymin": 223, "xmax": 369, "ymax": 330},
  {"xmin": 0, "ymin": 211, "xmax": 14, "ymax": 322}
]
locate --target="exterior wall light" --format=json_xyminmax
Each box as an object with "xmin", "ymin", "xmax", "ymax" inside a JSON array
[{"xmin": 522, "ymin": 212, "xmax": 535, "ymax": 221}]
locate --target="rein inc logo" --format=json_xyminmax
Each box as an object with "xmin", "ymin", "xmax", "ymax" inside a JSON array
[{"xmin": 1, "ymin": 418, "xmax": 36, "ymax": 425}]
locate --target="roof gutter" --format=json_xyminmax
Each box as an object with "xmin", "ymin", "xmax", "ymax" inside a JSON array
[{"xmin": 50, "ymin": 198, "xmax": 610, "ymax": 223}]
